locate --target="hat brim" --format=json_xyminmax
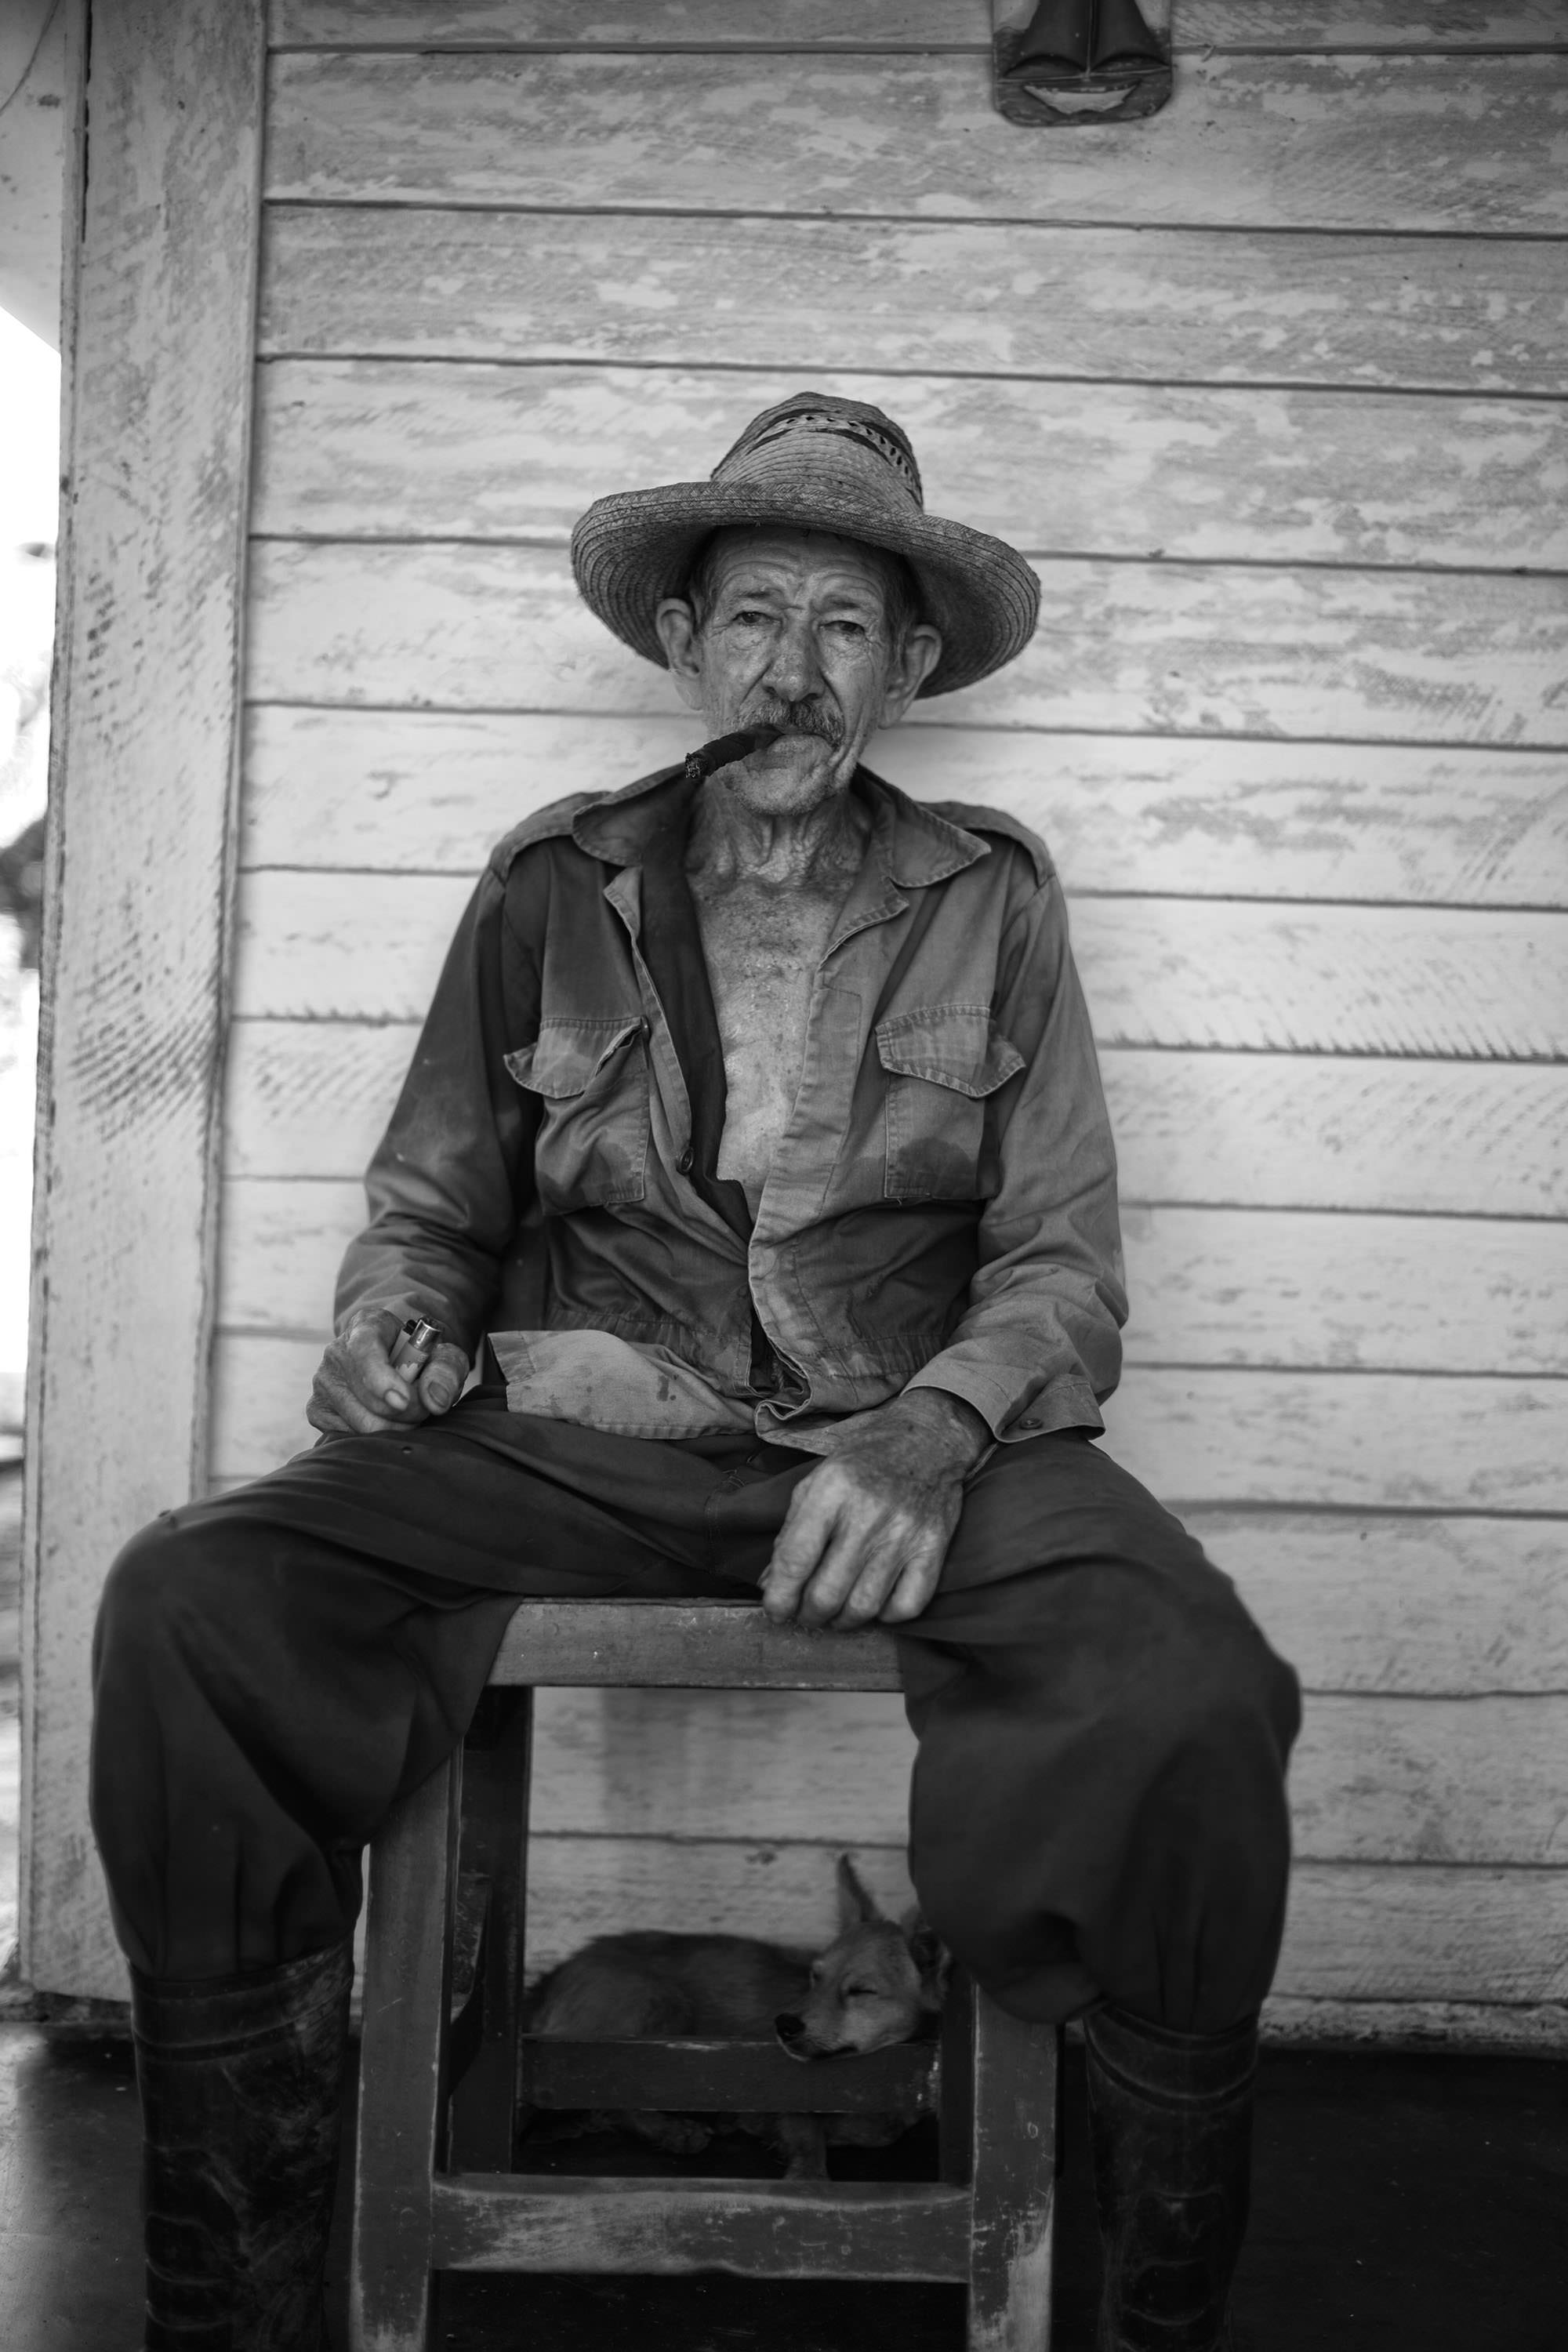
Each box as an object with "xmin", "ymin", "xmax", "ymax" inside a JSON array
[{"xmin": 570, "ymin": 474, "xmax": 1040, "ymax": 699}]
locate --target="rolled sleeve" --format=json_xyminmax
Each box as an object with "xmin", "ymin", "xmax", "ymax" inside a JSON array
[{"xmin": 902, "ymin": 875, "xmax": 1127, "ymax": 1442}]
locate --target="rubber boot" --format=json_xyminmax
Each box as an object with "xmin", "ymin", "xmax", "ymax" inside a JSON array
[
  {"xmin": 1083, "ymin": 2003, "xmax": 1257, "ymax": 2352},
  {"xmin": 130, "ymin": 1941, "xmax": 353, "ymax": 2351}
]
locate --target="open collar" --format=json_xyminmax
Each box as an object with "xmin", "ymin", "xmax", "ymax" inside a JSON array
[{"xmin": 570, "ymin": 760, "xmax": 995, "ymax": 894}]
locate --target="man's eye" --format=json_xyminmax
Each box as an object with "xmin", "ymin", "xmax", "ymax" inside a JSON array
[
  {"xmin": 731, "ymin": 608, "xmax": 773, "ymax": 626},
  {"xmin": 843, "ymin": 1984, "xmax": 877, "ymax": 2000},
  {"xmin": 828, "ymin": 619, "xmax": 869, "ymax": 640}
]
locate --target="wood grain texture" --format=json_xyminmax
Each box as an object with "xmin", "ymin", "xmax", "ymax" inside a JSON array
[
  {"xmin": 230, "ymin": 866, "xmax": 1568, "ymax": 1056},
  {"xmin": 1186, "ymin": 1512, "xmax": 1568, "ymax": 1695},
  {"xmin": 252, "ymin": 359, "xmax": 1568, "ymax": 572},
  {"xmin": 1102, "ymin": 1052, "xmax": 1568, "ymax": 1218},
  {"xmin": 208, "ymin": 1329, "xmax": 1568, "ymax": 1512},
  {"xmin": 222, "ymin": 1022, "xmax": 1568, "ymax": 1215},
  {"xmin": 23, "ymin": 0, "xmax": 266, "ymax": 2002},
  {"xmin": 1100, "ymin": 1367, "xmax": 1568, "ymax": 1513},
  {"xmin": 267, "ymin": 2, "xmax": 1568, "ymax": 51},
  {"xmin": 1261, "ymin": 1998, "xmax": 1568, "ymax": 2056},
  {"xmin": 517, "ymin": 1837, "xmax": 1568, "ymax": 2003},
  {"xmin": 518, "ymin": 1686, "xmax": 1568, "ymax": 1867},
  {"xmin": 263, "ymin": 50, "xmax": 1568, "ymax": 235},
  {"xmin": 241, "ymin": 708, "xmax": 1568, "ymax": 910},
  {"xmin": 217, "ymin": 1178, "xmax": 1568, "ymax": 1377},
  {"xmin": 245, "ymin": 542, "xmax": 1568, "ymax": 749},
  {"xmin": 259, "ymin": 208, "xmax": 1568, "ymax": 399},
  {"xmin": 1122, "ymin": 1206, "xmax": 1568, "ymax": 1374}
]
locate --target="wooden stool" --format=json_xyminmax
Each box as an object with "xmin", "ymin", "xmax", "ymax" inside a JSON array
[{"xmin": 350, "ymin": 1599, "xmax": 1059, "ymax": 2350}]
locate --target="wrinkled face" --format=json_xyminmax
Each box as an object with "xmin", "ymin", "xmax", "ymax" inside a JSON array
[{"xmin": 655, "ymin": 528, "xmax": 942, "ymax": 818}]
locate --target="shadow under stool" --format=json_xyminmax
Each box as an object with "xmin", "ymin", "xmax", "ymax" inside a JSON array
[{"xmin": 349, "ymin": 1598, "xmax": 1061, "ymax": 2350}]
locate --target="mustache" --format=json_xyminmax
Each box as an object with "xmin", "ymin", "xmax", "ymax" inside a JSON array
[{"xmin": 749, "ymin": 696, "xmax": 845, "ymax": 746}]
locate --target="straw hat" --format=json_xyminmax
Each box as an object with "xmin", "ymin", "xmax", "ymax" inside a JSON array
[{"xmin": 570, "ymin": 391, "xmax": 1040, "ymax": 699}]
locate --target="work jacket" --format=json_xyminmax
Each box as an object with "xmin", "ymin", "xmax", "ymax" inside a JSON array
[{"xmin": 336, "ymin": 762, "xmax": 1128, "ymax": 1450}]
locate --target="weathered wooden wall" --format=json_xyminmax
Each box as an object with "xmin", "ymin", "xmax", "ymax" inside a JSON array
[
  {"xmin": 206, "ymin": 0, "xmax": 1568, "ymax": 2042},
  {"xmin": 23, "ymin": 0, "xmax": 267, "ymax": 1997}
]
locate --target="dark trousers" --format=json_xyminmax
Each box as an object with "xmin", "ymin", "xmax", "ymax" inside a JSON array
[{"xmin": 90, "ymin": 1403, "xmax": 1300, "ymax": 2034}]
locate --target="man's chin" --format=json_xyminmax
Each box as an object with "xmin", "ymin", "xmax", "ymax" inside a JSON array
[{"xmin": 725, "ymin": 730, "xmax": 853, "ymax": 807}]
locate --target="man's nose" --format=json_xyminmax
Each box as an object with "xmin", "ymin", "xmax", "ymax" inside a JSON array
[{"xmin": 762, "ymin": 614, "xmax": 824, "ymax": 702}]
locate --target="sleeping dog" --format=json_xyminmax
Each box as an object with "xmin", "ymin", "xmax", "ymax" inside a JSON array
[{"xmin": 524, "ymin": 1854, "xmax": 947, "ymax": 2176}]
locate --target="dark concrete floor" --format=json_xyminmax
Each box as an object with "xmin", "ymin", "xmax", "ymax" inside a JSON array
[{"xmin": 1, "ymin": 2027, "xmax": 1563, "ymax": 2350}]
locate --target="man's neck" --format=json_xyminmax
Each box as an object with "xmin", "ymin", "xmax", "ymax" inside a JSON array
[{"xmin": 686, "ymin": 771, "xmax": 870, "ymax": 895}]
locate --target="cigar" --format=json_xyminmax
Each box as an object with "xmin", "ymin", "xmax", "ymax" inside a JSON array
[{"xmin": 682, "ymin": 723, "xmax": 782, "ymax": 784}]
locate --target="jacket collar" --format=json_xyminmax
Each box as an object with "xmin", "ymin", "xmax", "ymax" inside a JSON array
[{"xmin": 570, "ymin": 760, "xmax": 993, "ymax": 893}]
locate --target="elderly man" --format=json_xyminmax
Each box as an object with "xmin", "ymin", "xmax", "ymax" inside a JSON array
[{"xmin": 92, "ymin": 394, "xmax": 1299, "ymax": 2351}]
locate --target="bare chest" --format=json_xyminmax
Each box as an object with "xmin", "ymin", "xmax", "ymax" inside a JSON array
[{"xmin": 690, "ymin": 879, "xmax": 847, "ymax": 1210}]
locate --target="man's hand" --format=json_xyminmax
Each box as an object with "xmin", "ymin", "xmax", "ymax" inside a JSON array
[
  {"xmin": 305, "ymin": 1308, "xmax": 470, "ymax": 1438},
  {"xmin": 760, "ymin": 1390, "xmax": 992, "ymax": 1632}
]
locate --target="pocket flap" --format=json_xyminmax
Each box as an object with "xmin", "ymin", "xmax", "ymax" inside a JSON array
[
  {"xmin": 875, "ymin": 1004, "xmax": 1025, "ymax": 1098},
  {"xmin": 504, "ymin": 1014, "xmax": 644, "ymax": 1101}
]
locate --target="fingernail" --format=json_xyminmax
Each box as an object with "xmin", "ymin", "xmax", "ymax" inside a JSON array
[
  {"xmin": 426, "ymin": 1385, "xmax": 456, "ymax": 1413},
  {"xmin": 384, "ymin": 1386, "xmax": 410, "ymax": 1412}
]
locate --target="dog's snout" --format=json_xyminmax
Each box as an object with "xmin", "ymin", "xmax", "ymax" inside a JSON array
[{"xmin": 775, "ymin": 2012, "xmax": 806, "ymax": 2043}]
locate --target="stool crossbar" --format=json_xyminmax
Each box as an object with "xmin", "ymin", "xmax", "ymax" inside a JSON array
[{"xmin": 349, "ymin": 1600, "xmax": 1058, "ymax": 2350}]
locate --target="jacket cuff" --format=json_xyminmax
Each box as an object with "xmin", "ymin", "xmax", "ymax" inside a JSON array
[{"xmin": 902, "ymin": 1360, "xmax": 1105, "ymax": 1443}]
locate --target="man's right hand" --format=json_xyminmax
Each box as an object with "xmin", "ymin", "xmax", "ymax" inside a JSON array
[{"xmin": 305, "ymin": 1308, "xmax": 470, "ymax": 1438}]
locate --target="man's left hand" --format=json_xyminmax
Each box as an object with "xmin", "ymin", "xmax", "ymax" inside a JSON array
[{"xmin": 760, "ymin": 1390, "xmax": 992, "ymax": 1631}]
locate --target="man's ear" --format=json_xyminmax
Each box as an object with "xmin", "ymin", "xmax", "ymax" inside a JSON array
[
  {"xmin": 837, "ymin": 1853, "xmax": 883, "ymax": 1931},
  {"xmin": 654, "ymin": 597, "xmax": 707, "ymax": 712},
  {"xmin": 878, "ymin": 622, "xmax": 943, "ymax": 728}
]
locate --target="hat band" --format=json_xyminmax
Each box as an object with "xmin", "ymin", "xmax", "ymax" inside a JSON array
[{"xmin": 717, "ymin": 409, "xmax": 924, "ymax": 504}]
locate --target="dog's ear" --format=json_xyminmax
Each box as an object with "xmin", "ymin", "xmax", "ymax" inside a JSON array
[
  {"xmin": 901, "ymin": 1908, "xmax": 952, "ymax": 2010},
  {"xmin": 836, "ymin": 1853, "xmax": 883, "ymax": 1929}
]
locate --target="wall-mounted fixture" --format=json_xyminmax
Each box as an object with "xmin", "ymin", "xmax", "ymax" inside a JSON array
[{"xmin": 993, "ymin": 0, "xmax": 1173, "ymax": 126}]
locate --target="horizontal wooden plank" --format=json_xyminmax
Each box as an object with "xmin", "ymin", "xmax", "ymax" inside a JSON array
[
  {"xmin": 522, "ymin": 1686, "xmax": 1568, "ymax": 1866},
  {"xmin": 1188, "ymin": 1511, "xmax": 1568, "ymax": 1694},
  {"xmin": 245, "ymin": 542, "xmax": 1568, "ymax": 750},
  {"xmin": 222, "ymin": 1022, "xmax": 1568, "ymax": 1214},
  {"xmin": 517, "ymin": 2037, "xmax": 938, "ymax": 2117},
  {"xmin": 489, "ymin": 1600, "xmax": 902, "ymax": 1690},
  {"xmin": 241, "ymin": 709, "xmax": 1568, "ymax": 910},
  {"xmin": 268, "ymin": 2, "xmax": 1568, "ymax": 53},
  {"xmin": 252, "ymin": 360, "xmax": 1568, "ymax": 572},
  {"xmin": 264, "ymin": 51, "xmax": 1568, "ymax": 235},
  {"xmin": 1260, "ymin": 1998, "xmax": 1568, "ymax": 2054},
  {"xmin": 259, "ymin": 209, "xmax": 1568, "ymax": 400},
  {"xmin": 520, "ymin": 1837, "xmax": 1568, "ymax": 2002},
  {"xmin": 521, "ymin": 1686, "xmax": 1568, "ymax": 1866},
  {"xmin": 430, "ymin": 2172, "xmax": 973, "ymax": 2281},
  {"xmin": 1102, "ymin": 1051, "xmax": 1568, "ymax": 1218},
  {"xmin": 209, "ymin": 1327, "xmax": 1568, "ymax": 1512},
  {"xmin": 219, "ymin": 1179, "xmax": 1568, "ymax": 1378},
  {"xmin": 232, "ymin": 866, "xmax": 1568, "ymax": 1056},
  {"xmin": 1122, "ymin": 1206, "xmax": 1568, "ymax": 1375},
  {"xmin": 1100, "ymin": 1367, "xmax": 1568, "ymax": 1513}
]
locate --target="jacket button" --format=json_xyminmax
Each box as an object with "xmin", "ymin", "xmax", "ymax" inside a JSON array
[
  {"xmin": 676, "ymin": 1147, "xmax": 694, "ymax": 1174},
  {"xmin": 1018, "ymin": 1416, "xmax": 1042, "ymax": 1431}
]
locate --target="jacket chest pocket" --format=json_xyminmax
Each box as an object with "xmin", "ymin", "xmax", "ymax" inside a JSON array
[
  {"xmin": 504, "ymin": 1014, "xmax": 649, "ymax": 1210},
  {"xmin": 876, "ymin": 1004, "xmax": 1025, "ymax": 1204}
]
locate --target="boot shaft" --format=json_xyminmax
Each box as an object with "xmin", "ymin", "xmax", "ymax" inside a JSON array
[
  {"xmin": 132, "ymin": 1942, "xmax": 352, "ymax": 2352},
  {"xmin": 1084, "ymin": 2005, "xmax": 1257, "ymax": 2352}
]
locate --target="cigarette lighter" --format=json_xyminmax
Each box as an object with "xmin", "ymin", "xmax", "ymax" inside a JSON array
[{"xmin": 390, "ymin": 1316, "xmax": 445, "ymax": 1381}]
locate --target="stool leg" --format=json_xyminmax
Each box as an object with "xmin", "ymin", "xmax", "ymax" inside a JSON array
[
  {"xmin": 449, "ymin": 1686, "xmax": 534, "ymax": 2171},
  {"xmin": 350, "ymin": 1751, "xmax": 461, "ymax": 2352},
  {"xmin": 965, "ymin": 1991, "xmax": 1058, "ymax": 2352}
]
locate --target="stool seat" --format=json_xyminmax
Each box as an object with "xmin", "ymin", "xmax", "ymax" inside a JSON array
[{"xmin": 350, "ymin": 1599, "xmax": 1058, "ymax": 2350}]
